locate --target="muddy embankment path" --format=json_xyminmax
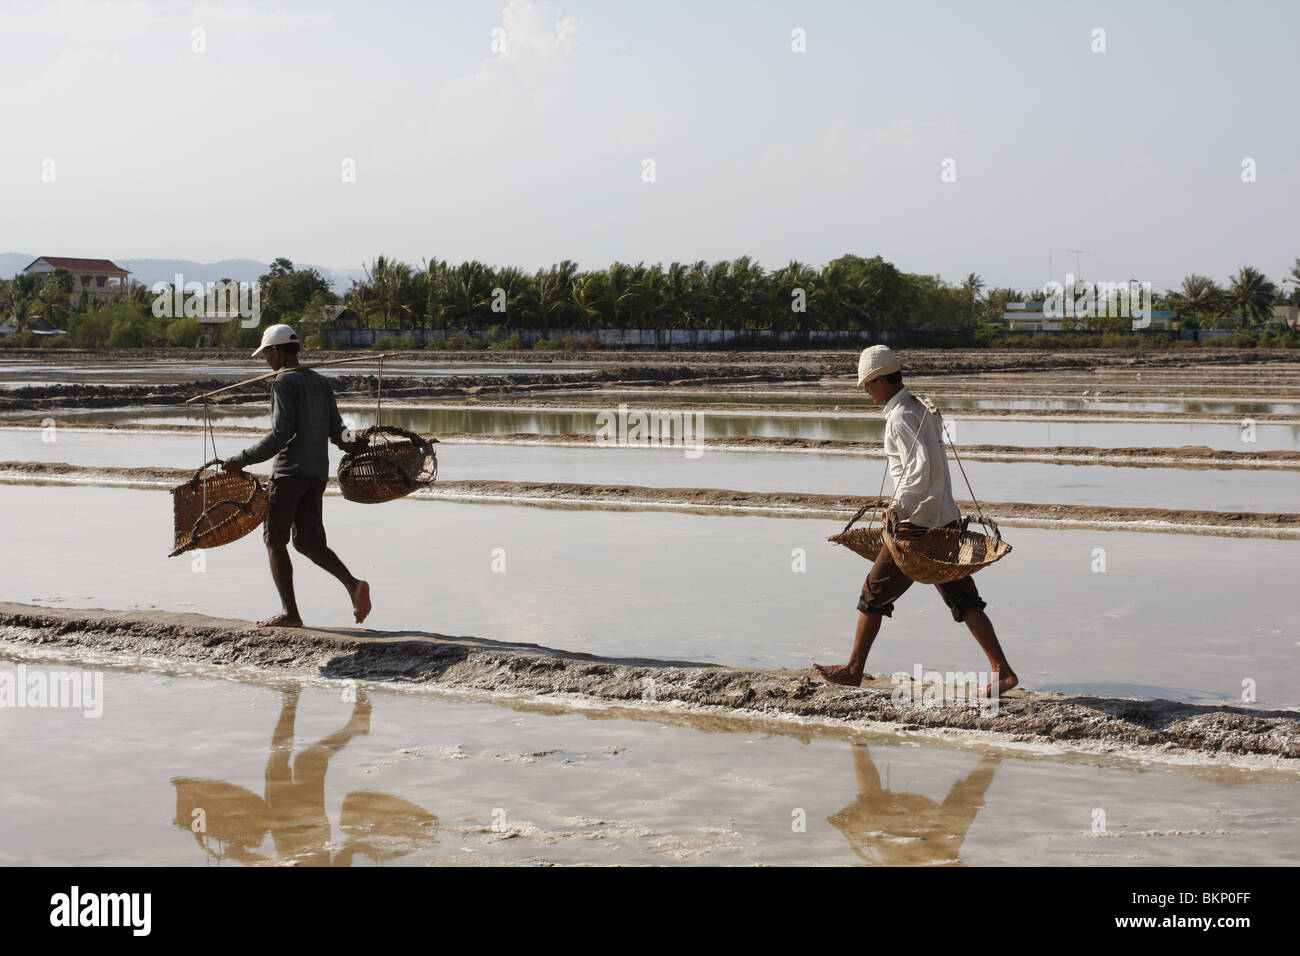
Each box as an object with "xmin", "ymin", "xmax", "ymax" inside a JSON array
[
  {"xmin": 2, "ymin": 460, "xmax": 1297, "ymax": 537},
  {"xmin": 0, "ymin": 367, "xmax": 829, "ymax": 411},
  {"xmin": 2, "ymin": 602, "xmax": 1296, "ymax": 764}
]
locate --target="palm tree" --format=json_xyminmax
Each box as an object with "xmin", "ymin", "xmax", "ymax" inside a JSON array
[
  {"xmin": 635, "ymin": 263, "xmax": 673, "ymax": 329},
  {"xmin": 421, "ymin": 258, "xmax": 452, "ymax": 331},
  {"xmin": 2, "ymin": 272, "xmax": 50, "ymax": 332},
  {"xmin": 518, "ymin": 259, "xmax": 580, "ymax": 335},
  {"xmin": 2, "ymin": 284, "xmax": 35, "ymax": 332},
  {"xmin": 962, "ymin": 272, "xmax": 985, "ymax": 305},
  {"xmin": 491, "ymin": 266, "xmax": 532, "ymax": 330},
  {"xmin": 362, "ymin": 256, "xmax": 398, "ymax": 329},
  {"xmin": 1172, "ymin": 274, "xmax": 1223, "ymax": 327},
  {"xmin": 769, "ymin": 260, "xmax": 818, "ymax": 333},
  {"xmin": 581, "ymin": 262, "xmax": 645, "ymax": 329},
  {"xmin": 31, "ymin": 278, "xmax": 70, "ymax": 330},
  {"xmin": 126, "ymin": 280, "xmax": 154, "ymax": 308},
  {"xmin": 446, "ymin": 261, "xmax": 495, "ymax": 330},
  {"xmin": 727, "ymin": 256, "xmax": 771, "ymax": 331},
  {"xmin": 344, "ymin": 277, "xmax": 376, "ymax": 328},
  {"xmin": 816, "ymin": 259, "xmax": 875, "ymax": 333},
  {"xmin": 703, "ymin": 260, "xmax": 736, "ymax": 330},
  {"xmin": 1227, "ymin": 267, "xmax": 1277, "ymax": 329},
  {"xmin": 661, "ymin": 261, "xmax": 697, "ymax": 328}
]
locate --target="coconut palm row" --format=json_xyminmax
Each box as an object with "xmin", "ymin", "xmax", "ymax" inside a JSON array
[
  {"xmin": 1165, "ymin": 267, "xmax": 1287, "ymax": 328},
  {"xmin": 336, "ymin": 256, "xmax": 1299, "ymax": 333},
  {"xmin": 341, "ymin": 254, "xmax": 953, "ymax": 335}
]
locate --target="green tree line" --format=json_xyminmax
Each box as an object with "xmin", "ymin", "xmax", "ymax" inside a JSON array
[{"xmin": 2, "ymin": 255, "xmax": 1298, "ymax": 348}]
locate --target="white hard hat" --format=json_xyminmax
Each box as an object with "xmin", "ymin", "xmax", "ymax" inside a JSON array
[
  {"xmin": 857, "ymin": 345, "xmax": 903, "ymax": 386},
  {"xmin": 251, "ymin": 324, "xmax": 299, "ymax": 357}
]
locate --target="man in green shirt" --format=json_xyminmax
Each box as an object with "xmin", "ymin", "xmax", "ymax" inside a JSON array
[{"xmin": 223, "ymin": 324, "xmax": 371, "ymax": 628}]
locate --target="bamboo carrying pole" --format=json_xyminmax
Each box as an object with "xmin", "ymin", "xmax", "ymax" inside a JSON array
[{"xmin": 184, "ymin": 353, "xmax": 396, "ymax": 404}]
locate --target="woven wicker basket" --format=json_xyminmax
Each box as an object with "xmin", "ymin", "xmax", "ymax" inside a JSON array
[
  {"xmin": 828, "ymin": 505, "xmax": 1012, "ymax": 585},
  {"xmin": 169, "ymin": 459, "xmax": 269, "ymax": 557},
  {"xmin": 338, "ymin": 425, "xmax": 438, "ymax": 504},
  {"xmin": 828, "ymin": 524, "xmax": 889, "ymax": 561}
]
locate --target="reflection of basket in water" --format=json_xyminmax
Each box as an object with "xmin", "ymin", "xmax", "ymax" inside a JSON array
[
  {"xmin": 169, "ymin": 459, "xmax": 269, "ymax": 557},
  {"xmin": 338, "ymin": 426, "xmax": 438, "ymax": 504}
]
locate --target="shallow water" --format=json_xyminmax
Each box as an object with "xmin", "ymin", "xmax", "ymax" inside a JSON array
[
  {"xmin": 2, "ymin": 662, "xmax": 1295, "ymax": 866},
  {"xmin": 3, "ymin": 427, "xmax": 1298, "ymax": 513},
  {"xmin": 2, "ymin": 484, "xmax": 1297, "ymax": 707},
  {"xmin": 71, "ymin": 405, "xmax": 1300, "ymax": 451},
  {"xmin": 601, "ymin": 389, "xmax": 1300, "ymax": 416}
]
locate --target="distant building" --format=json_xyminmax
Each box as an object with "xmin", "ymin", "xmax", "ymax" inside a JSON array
[
  {"xmin": 22, "ymin": 256, "xmax": 130, "ymax": 306},
  {"xmin": 1209, "ymin": 307, "xmax": 1297, "ymax": 330},
  {"xmin": 314, "ymin": 305, "xmax": 361, "ymax": 329},
  {"xmin": 1002, "ymin": 301, "xmax": 1173, "ymax": 331}
]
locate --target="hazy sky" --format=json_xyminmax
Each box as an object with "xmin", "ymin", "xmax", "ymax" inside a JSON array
[{"xmin": 2, "ymin": 0, "xmax": 1296, "ymax": 292}]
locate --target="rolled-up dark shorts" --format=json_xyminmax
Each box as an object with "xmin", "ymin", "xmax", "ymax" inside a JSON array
[
  {"xmin": 856, "ymin": 520, "xmax": 987, "ymax": 623},
  {"xmin": 263, "ymin": 476, "xmax": 328, "ymax": 550}
]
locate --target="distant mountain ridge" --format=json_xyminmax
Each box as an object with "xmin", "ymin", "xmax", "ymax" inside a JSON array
[{"xmin": 0, "ymin": 253, "xmax": 367, "ymax": 293}]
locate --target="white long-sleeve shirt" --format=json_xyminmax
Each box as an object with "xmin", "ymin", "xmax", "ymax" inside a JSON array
[{"xmin": 882, "ymin": 386, "xmax": 960, "ymax": 527}]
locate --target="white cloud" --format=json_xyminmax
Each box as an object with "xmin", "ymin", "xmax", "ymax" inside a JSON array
[
  {"xmin": 431, "ymin": 0, "xmax": 581, "ymax": 147},
  {"xmin": 498, "ymin": 0, "xmax": 576, "ymax": 61}
]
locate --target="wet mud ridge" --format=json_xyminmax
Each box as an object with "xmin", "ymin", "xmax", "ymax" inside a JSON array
[
  {"xmin": 2, "ymin": 602, "xmax": 1296, "ymax": 763},
  {"xmin": 0, "ymin": 366, "xmax": 824, "ymax": 411}
]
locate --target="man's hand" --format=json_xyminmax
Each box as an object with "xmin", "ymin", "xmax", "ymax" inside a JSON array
[
  {"xmin": 882, "ymin": 505, "xmax": 901, "ymax": 532},
  {"xmin": 221, "ymin": 457, "xmax": 244, "ymax": 474}
]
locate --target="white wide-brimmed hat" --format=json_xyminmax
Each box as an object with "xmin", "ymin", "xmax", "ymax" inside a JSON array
[
  {"xmin": 251, "ymin": 324, "xmax": 299, "ymax": 357},
  {"xmin": 857, "ymin": 345, "xmax": 902, "ymax": 386}
]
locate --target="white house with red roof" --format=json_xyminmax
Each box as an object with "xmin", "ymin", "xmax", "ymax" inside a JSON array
[{"xmin": 22, "ymin": 256, "xmax": 130, "ymax": 306}]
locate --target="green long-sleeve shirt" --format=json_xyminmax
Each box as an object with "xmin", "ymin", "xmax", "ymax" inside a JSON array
[{"xmin": 235, "ymin": 367, "xmax": 357, "ymax": 479}]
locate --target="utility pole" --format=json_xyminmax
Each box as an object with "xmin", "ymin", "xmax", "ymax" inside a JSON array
[{"xmin": 1066, "ymin": 248, "xmax": 1088, "ymax": 279}]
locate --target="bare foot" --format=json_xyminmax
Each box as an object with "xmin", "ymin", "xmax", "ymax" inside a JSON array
[
  {"xmin": 813, "ymin": 662, "xmax": 867, "ymax": 687},
  {"xmin": 979, "ymin": 670, "xmax": 1019, "ymax": 698},
  {"xmin": 350, "ymin": 580, "xmax": 372, "ymax": 624},
  {"xmin": 256, "ymin": 613, "xmax": 303, "ymax": 629}
]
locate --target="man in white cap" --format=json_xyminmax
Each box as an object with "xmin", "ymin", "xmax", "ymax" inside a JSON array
[
  {"xmin": 814, "ymin": 345, "xmax": 1017, "ymax": 697},
  {"xmin": 222, "ymin": 324, "xmax": 371, "ymax": 628}
]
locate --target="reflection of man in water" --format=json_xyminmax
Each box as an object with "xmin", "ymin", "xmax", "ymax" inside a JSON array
[
  {"xmin": 265, "ymin": 685, "xmax": 371, "ymax": 865},
  {"xmin": 827, "ymin": 742, "xmax": 1000, "ymax": 866},
  {"xmin": 172, "ymin": 685, "xmax": 437, "ymax": 865}
]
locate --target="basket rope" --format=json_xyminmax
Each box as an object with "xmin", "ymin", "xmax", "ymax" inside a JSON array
[
  {"xmin": 201, "ymin": 399, "xmax": 220, "ymax": 515},
  {"xmin": 841, "ymin": 395, "xmax": 934, "ymax": 537},
  {"xmin": 169, "ymin": 457, "xmax": 268, "ymax": 556},
  {"xmin": 338, "ymin": 356, "xmax": 437, "ymax": 504},
  {"xmin": 166, "ymin": 397, "xmax": 268, "ymax": 556},
  {"xmin": 841, "ymin": 394, "xmax": 998, "ymax": 541}
]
